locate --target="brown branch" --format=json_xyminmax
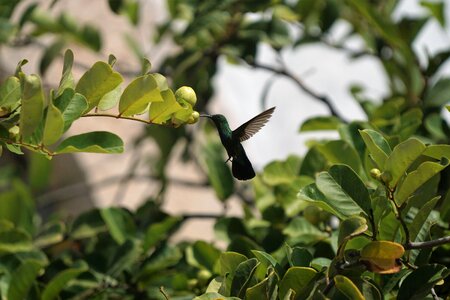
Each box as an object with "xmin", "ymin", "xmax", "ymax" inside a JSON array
[
  {"xmin": 405, "ymin": 236, "xmax": 450, "ymax": 250},
  {"xmin": 246, "ymin": 61, "xmax": 346, "ymax": 121},
  {"xmin": 82, "ymin": 113, "xmax": 159, "ymax": 126}
]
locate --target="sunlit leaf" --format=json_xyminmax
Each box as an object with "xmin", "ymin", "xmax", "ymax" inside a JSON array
[
  {"xmin": 384, "ymin": 138, "xmax": 426, "ymax": 188},
  {"xmin": 334, "ymin": 275, "xmax": 364, "ymax": 300},
  {"xmin": 55, "ymin": 131, "xmax": 124, "ymax": 154},
  {"xmin": 19, "ymin": 73, "xmax": 45, "ymax": 139},
  {"xmin": 360, "ymin": 241, "xmax": 404, "ymax": 274},
  {"xmin": 118, "ymin": 74, "xmax": 163, "ymax": 116},
  {"xmin": 75, "ymin": 61, "xmax": 123, "ymax": 111}
]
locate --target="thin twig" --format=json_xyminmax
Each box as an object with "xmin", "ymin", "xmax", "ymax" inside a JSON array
[
  {"xmin": 405, "ymin": 236, "xmax": 450, "ymax": 250},
  {"xmin": 246, "ymin": 61, "xmax": 346, "ymax": 121},
  {"xmin": 431, "ymin": 287, "xmax": 439, "ymax": 300},
  {"xmin": 82, "ymin": 113, "xmax": 159, "ymax": 126}
]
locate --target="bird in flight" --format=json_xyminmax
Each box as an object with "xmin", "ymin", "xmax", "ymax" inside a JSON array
[{"xmin": 201, "ymin": 106, "xmax": 275, "ymax": 180}]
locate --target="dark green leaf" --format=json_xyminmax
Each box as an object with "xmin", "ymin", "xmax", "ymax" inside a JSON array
[
  {"xmin": 7, "ymin": 260, "xmax": 43, "ymax": 300},
  {"xmin": 279, "ymin": 267, "xmax": 317, "ymax": 300},
  {"xmin": 202, "ymin": 141, "xmax": 234, "ymax": 201},
  {"xmin": 230, "ymin": 258, "xmax": 259, "ymax": 298},
  {"xmin": 100, "ymin": 207, "xmax": 136, "ymax": 244},
  {"xmin": 39, "ymin": 39, "xmax": 66, "ymax": 76},
  {"xmin": 186, "ymin": 241, "xmax": 221, "ymax": 272},
  {"xmin": 41, "ymin": 261, "xmax": 88, "ymax": 300},
  {"xmin": 397, "ymin": 264, "xmax": 450, "ymax": 300}
]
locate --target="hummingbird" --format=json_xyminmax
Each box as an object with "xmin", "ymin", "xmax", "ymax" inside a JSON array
[{"xmin": 201, "ymin": 107, "xmax": 275, "ymax": 180}]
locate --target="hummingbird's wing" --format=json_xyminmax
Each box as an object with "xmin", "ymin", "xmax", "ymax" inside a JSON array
[{"xmin": 233, "ymin": 107, "xmax": 275, "ymax": 142}]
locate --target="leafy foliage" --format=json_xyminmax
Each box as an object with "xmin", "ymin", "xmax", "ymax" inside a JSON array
[{"xmin": 0, "ymin": 0, "xmax": 449, "ymax": 299}]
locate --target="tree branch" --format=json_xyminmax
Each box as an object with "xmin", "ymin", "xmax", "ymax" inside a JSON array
[
  {"xmin": 405, "ymin": 236, "xmax": 450, "ymax": 250},
  {"xmin": 246, "ymin": 61, "xmax": 346, "ymax": 121}
]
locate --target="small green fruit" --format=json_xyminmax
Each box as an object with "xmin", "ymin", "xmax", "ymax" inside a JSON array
[
  {"xmin": 175, "ymin": 86, "xmax": 197, "ymax": 107},
  {"xmin": 370, "ymin": 168, "xmax": 382, "ymax": 180},
  {"xmin": 187, "ymin": 111, "xmax": 200, "ymax": 124}
]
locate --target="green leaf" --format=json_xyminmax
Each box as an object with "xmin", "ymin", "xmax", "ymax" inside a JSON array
[
  {"xmin": 100, "ymin": 207, "xmax": 136, "ymax": 244},
  {"xmin": 424, "ymin": 77, "xmax": 450, "ymax": 108},
  {"xmin": 75, "ymin": 61, "xmax": 123, "ymax": 111},
  {"xmin": 118, "ymin": 74, "xmax": 163, "ymax": 116},
  {"xmin": 251, "ymin": 250, "xmax": 284, "ymax": 277},
  {"xmin": 0, "ymin": 76, "xmax": 21, "ymax": 110},
  {"xmin": 0, "ymin": 228, "xmax": 33, "ymax": 253},
  {"xmin": 0, "ymin": 180, "xmax": 35, "ymax": 234},
  {"xmin": 70, "ymin": 209, "xmax": 107, "ymax": 239},
  {"xmin": 316, "ymin": 164, "xmax": 371, "ymax": 217},
  {"xmin": 55, "ymin": 131, "xmax": 124, "ymax": 154},
  {"xmin": 409, "ymin": 196, "xmax": 440, "ymax": 242},
  {"xmin": 53, "ymin": 89, "xmax": 88, "ymax": 132},
  {"xmin": 422, "ymin": 144, "xmax": 450, "ymax": 160},
  {"xmin": 219, "ymin": 252, "xmax": 248, "ymax": 276},
  {"xmin": 43, "ymin": 97, "xmax": 64, "ymax": 145},
  {"xmin": 298, "ymin": 184, "xmax": 350, "ymax": 220},
  {"xmin": 338, "ymin": 216, "xmax": 368, "ymax": 247},
  {"xmin": 149, "ymin": 89, "xmax": 183, "ymax": 124},
  {"xmin": 230, "ymin": 258, "xmax": 259, "ymax": 298},
  {"xmin": 193, "ymin": 293, "xmax": 240, "ymax": 300},
  {"xmin": 41, "ymin": 261, "xmax": 88, "ymax": 300},
  {"xmin": 395, "ymin": 159, "xmax": 449, "ymax": 205},
  {"xmin": 39, "ymin": 39, "xmax": 66, "ymax": 76},
  {"xmin": 246, "ymin": 269, "xmax": 277, "ymax": 300},
  {"xmin": 425, "ymin": 113, "xmax": 447, "ymax": 140},
  {"xmin": 384, "ymin": 138, "xmax": 426, "ymax": 188},
  {"xmin": 283, "ymin": 217, "xmax": 328, "ymax": 245},
  {"xmin": 108, "ymin": 238, "xmax": 142, "ymax": 276},
  {"xmin": 286, "ymin": 245, "xmax": 313, "ymax": 267},
  {"xmin": 262, "ymin": 155, "xmax": 301, "ymax": 185},
  {"xmin": 359, "ymin": 129, "xmax": 391, "ymax": 169},
  {"xmin": 397, "ymin": 264, "xmax": 450, "ymax": 300},
  {"xmin": 57, "ymin": 49, "xmax": 75, "ymax": 96},
  {"xmin": 202, "ymin": 141, "xmax": 234, "ymax": 201},
  {"xmin": 316, "ymin": 140, "xmax": 364, "ymax": 177},
  {"xmin": 300, "ymin": 116, "xmax": 342, "ymax": 131},
  {"xmin": 34, "ymin": 221, "xmax": 65, "ymax": 248},
  {"xmin": 97, "ymin": 85, "xmax": 121, "ymax": 111},
  {"xmin": 420, "ymin": 0, "xmax": 445, "ymax": 27},
  {"xmin": 7, "ymin": 260, "xmax": 43, "ymax": 300},
  {"xmin": 143, "ymin": 216, "xmax": 181, "ymax": 251},
  {"xmin": 186, "ymin": 241, "xmax": 221, "ymax": 272},
  {"xmin": 334, "ymin": 275, "xmax": 364, "ymax": 300},
  {"xmin": 279, "ymin": 267, "xmax": 317, "ymax": 300},
  {"xmin": 19, "ymin": 73, "xmax": 45, "ymax": 139}
]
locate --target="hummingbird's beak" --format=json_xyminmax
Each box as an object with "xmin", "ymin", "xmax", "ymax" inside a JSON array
[{"xmin": 199, "ymin": 114, "xmax": 212, "ymax": 118}]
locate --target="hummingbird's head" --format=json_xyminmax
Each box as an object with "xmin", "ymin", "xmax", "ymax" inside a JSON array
[{"xmin": 200, "ymin": 114, "xmax": 230, "ymax": 130}]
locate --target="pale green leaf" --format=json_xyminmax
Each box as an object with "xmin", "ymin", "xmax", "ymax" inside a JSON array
[
  {"xmin": 55, "ymin": 131, "xmax": 124, "ymax": 154},
  {"xmin": 118, "ymin": 74, "xmax": 163, "ymax": 116}
]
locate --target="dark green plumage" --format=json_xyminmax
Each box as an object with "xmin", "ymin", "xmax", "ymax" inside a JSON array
[{"xmin": 204, "ymin": 107, "xmax": 275, "ymax": 180}]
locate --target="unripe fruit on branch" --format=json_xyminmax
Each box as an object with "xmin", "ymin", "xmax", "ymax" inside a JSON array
[{"xmin": 175, "ymin": 86, "xmax": 197, "ymax": 107}]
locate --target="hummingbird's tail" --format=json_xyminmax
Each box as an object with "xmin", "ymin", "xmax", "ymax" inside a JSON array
[{"xmin": 232, "ymin": 144, "xmax": 255, "ymax": 180}]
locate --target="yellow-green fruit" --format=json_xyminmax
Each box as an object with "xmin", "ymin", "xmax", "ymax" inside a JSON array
[
  {"xmin": 370, "ymin": 168, "xmax": 382, "ymax": 180},
  {"xmin": 187, "ymin": 111, "xmax": 200, "ymax": 124},
  {"xmin": 175, "ymin": 86, "xmax": 197, "ymax": 107}
]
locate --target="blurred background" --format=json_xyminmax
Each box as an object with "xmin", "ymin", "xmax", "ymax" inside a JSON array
[{"xmin": 1, "ymin": 0, "xmax": 449, "ymax": 241}]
